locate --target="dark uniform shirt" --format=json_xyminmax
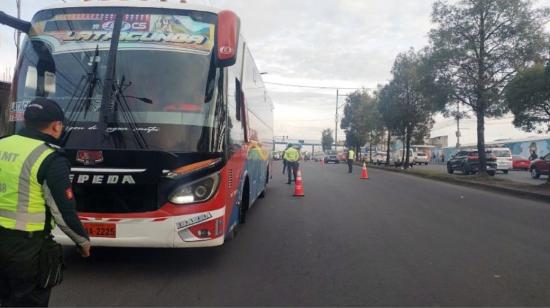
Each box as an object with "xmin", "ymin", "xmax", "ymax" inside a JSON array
[{"xmin": 17, "ymin": 128, "xmax": 90, "ymax": 248}]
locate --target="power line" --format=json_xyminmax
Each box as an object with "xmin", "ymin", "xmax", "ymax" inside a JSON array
[{"xmin": 264, "ymin": 81, "xmax": 372, "ymax": 91}]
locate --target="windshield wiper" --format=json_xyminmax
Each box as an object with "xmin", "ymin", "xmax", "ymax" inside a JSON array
[
  {"xmin": 95, "ymin": 13, "xmax": 152, "ymax": 150},
  {"xmin": 61, "ymin": 45, "xmax": 101, "ymax": 146},
  {"xmin": 110, "ymin": 76, "xmax": 150, "ymax": 149}
]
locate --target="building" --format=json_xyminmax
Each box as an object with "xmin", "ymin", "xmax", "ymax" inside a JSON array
[{"xmin": 442, "ymin": 136, "xmax": 550, "ymax": 160}]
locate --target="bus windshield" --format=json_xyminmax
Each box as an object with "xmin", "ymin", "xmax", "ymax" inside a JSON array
[{"xmin": 11, "ymin": 7, "xmax": 223, "ymax": 152}]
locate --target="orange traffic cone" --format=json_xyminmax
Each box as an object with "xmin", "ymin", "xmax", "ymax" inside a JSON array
[
  {"xmin": 293, "ymin": 169, "xmax": 305, "ymax": 197},
  {"xmin": 361, "ymin": 162, "xmax": 369, "ymax": 180}
]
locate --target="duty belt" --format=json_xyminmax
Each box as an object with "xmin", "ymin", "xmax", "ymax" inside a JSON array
[{"xmin": 0, "ymin": 226, "xmax": 48, "ymax": 239}]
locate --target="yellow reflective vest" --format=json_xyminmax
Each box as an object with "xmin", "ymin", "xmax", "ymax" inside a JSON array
[
  {"xmin": 0, "ymin": 135, "xmax": 55, "ymax": 232},
  {"xmin": 348, "ymin": 150, "xmax": 356, "ymax": 160},
  {"xmin": 284, "ymin": 148, "xmax": 300, "ymax": 162}
]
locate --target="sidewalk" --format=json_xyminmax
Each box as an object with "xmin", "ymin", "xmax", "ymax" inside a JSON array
[{"xmin": 362, "ymin": 162, "xmax": 550, "ymax": 202}]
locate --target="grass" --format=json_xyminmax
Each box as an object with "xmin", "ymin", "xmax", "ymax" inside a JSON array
[{"xmin": 366, "ymin": 163, "xmax": 550, "ymax": 200}]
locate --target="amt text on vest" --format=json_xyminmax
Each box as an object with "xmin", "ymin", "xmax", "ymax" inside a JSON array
[{"xmin": 0, "ymin": 151, "xmax": 20, "ymax": 163}]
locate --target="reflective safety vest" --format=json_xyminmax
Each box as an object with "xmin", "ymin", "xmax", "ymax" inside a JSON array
[
  {"xmin": 348, "ymin": 150, "xmax": 356, "ymax": 160},
  {"xmin": 0, "ymin": 135, "xmax": 55, "ymax": 232},
  {"xmin": 284, "ymin": 148, "xmax": 300, "ymax": 162}
]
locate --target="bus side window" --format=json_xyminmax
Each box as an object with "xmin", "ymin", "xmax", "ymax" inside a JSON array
[
  {"xmin": 24, "ymin": 66, "xmax": 38, "ymax": 97},
  {"xmin": 235, "ymin": 78, "xmax": 242, "ymax": 122}
]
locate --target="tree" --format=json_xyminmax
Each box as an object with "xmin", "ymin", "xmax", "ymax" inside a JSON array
[
  {"xmin": 340, "ymin": 91, "xmax": 364, "ymax": 154},
  {"xmin": 378, "ymin": 82, "xmax": 403, "ymax": 165},
  {"xmin": 506, "ymin": 62, "xmax": 550, "ymax": 133},
  {"xmin": 340, "ymin": 89, "xmax": 385, "ymax": 160},
  {"xmin": 321, "ymin": 128, "xmax": 334, "ymax": 151},
  {"xmin": 377, "ymin": 49, "xmax": 438, "ymax": 169},
  {"xmin": 429, "ymin": 0, "xmax": 549, "ymax": 174}
]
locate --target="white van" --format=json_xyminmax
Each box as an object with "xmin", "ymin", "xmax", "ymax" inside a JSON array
[
  {"xmin": 392, "ymin": 149, "xmax": 415, "ymax": 167},
  {"xmin": 487, "ymin": 147, "xmax": 513, "ymax": 174}
]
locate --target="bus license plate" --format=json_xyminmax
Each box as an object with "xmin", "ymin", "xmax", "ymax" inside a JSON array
[{"xmin": 83, "ymin": 223, "xmax": 116, "ymax": 238}]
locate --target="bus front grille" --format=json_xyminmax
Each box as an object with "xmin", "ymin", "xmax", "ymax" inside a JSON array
[{"xmin": 74, "ymin": 185, "xmax": 159, "ymax": 214}]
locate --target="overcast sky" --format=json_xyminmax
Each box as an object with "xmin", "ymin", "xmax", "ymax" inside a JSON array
[{"xmin": 1, "ymin": 0, "xmax": 549, "ymax": 144}]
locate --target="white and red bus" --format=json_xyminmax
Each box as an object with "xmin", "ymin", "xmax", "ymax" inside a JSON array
[{"xmin": 0, "ymin": 0, "xmax": 273, "ymax": 247}]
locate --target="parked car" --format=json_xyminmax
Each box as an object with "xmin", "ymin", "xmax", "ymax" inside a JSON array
[
  {"xmin": 337, "ymin": 151, "xmax": 347, "ymax": 162},
  {"xmin": 530, "ymin": 153, "xmax": 550, "ymax": 179},
  {"xmin": 324, "ymin": 151, "xmax": 340, "ymax": 164},
  {"xmin": 392, "ymin": 149, "xmax": 415, "ymax": 167},
  {"xmin": 312, "ymin": 151, "xmax": 325, "ymax": 162},
  {"xmin": 512, "ymin": 155, "xmax": 530, "ymax": 170},
  {"xmin": 447, "ymin": 150, "xmax": 497, "ymax": 176},
  {"xmin": 374, "ymin": 152, "xmax": 388, "ymax": 165},
  {"xmin": 414, "ymin": 151, "xmax": 429, "ymax": 165},
  {"xmin": 486, "ymin": 147, "xmax": 513, "ymax": 174}
]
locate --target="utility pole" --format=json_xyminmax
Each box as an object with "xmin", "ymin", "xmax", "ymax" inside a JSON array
[
  {"xmin": 15, "ymin": 0, "xmax": 21, "ymax": 61},
  {"xmin": 335, "ymin": 89, "xmax": 348, "ymax": 152},
  {"xmin": 335, "ymin": 89, "xmax": 339, "ymax": 151}
]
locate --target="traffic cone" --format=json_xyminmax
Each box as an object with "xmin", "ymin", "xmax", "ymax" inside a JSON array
[
  {"xmin": 361, "ymin": 162, "xmax": 369, "ymax": 180},
  {"xmin": 293, "ymin": 169, "xmax": 305, "ymax": 197}
]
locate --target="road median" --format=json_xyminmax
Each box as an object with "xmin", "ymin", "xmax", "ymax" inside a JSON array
[{"xmin": 363, "ymin": 163, "xmax": 550, "ymax": 203}]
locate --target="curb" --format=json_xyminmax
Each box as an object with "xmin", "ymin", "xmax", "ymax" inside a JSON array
[{"xmin": 362, "ymin": 163, "xmax": 550, "ymax": 203}]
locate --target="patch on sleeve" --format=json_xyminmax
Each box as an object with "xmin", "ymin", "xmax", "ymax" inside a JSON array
[{"xmin": 65, "ymin": 188, "xmax": 74, "ymax": 200}]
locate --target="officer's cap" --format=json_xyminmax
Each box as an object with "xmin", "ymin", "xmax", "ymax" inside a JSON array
[{"xmin": 24, "ymin": 98, "xmax": 65, "ymax": 123}]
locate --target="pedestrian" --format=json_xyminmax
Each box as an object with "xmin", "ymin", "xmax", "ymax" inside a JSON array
[
  {"xmin": 432, "ymin": 152, "xmax": 436, "ymax": 163},
  {"xmin": 282, "ymin": 144, "xmax": 291, "ymax": 175},
  {"xmin": 284, "ymin": 144, "xmax": 301, "ymax": 184},
  {"xmin": 0, "ymin": 98, "xmax": 91, "ymax": 307},
  {"xmin": 347, "ymin": 147, "xmax": 356, "ymax": 173},
  {"xmin": 441, "ymin": 152, "xmax": 445, "ymax": 163}
]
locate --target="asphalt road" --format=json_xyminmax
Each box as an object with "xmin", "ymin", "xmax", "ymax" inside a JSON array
[{"xmin": 51, "ymin": 161, "xmax": 550, "ymax": 306}]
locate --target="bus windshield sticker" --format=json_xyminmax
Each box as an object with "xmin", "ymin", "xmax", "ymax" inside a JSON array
[{"xmin": 32, "ymin": 13, "xmax": 215, "ymax": 54}]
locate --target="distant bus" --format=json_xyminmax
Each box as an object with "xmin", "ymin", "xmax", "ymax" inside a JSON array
[{"xmin": 1, "ymin": 0, "xmax": 273, "ymax": 247}]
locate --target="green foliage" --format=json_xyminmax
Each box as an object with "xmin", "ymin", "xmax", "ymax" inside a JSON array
[
  {"xmin": 340, "ymin": 90, "xmax": 384, "ymax": 151},
  {"xmin": 378, "ymin": 49, "xmax": 438, "ymax": 168},
  {"xmin": 429, "ymin": 0, "xmax": 549, "ymax": 172},
  {"xmin": 506, "ymin": 62, "xmax": 550, "ymax": 132},
  {"xmin": 321, "ymin": 128, "xmax": 334, "ymax": 151}
]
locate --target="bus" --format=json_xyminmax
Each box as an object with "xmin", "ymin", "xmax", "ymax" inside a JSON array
[{"xmin": 0, "ymin": 0, "xmax": 274, "ymax": 248}]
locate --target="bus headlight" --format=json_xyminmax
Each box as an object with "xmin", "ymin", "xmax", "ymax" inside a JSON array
[{"xmin": 169, "ymin": 173, "xmax": 220, "ymax": 205}]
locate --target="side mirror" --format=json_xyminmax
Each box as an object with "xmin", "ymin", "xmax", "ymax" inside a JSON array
[
  {"xmin": 216, "ymin": 10, "xmax": 240, "ymax": 67},
  {"xmin": 0, "ymin": 11, "xmax": 31, "ymax": 34}
]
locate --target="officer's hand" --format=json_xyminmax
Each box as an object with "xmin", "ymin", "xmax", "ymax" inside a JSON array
[{"xmin": 78, "ymin": 245, "xmax": 91, "ymax": 258}]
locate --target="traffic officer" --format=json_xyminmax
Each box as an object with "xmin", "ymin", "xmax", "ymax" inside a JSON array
[
  {"xmin": 0, "ymin": 98, "xmax": 90, "ymax": 307},
  {"xmin": 282, "ymin": 144, "xmax": 292, "ymax": 175},
  {"xmin": 284, "ymin": 144, "xmax": 301, "ymax": 184},
  {"xmin": 347, "ymin": 148, "xmax": 356, "ymax": 173}
]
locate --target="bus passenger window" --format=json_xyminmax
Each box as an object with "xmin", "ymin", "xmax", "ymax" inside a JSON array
[
  {"xmin": 44, "ymin": 71, "xmax": 56, "ymax": 95},
  {"xmin": 235, "ymin": 78, "xmax": 242, "ymax": 122},
  {"xmin": 24, "ymin": 66, "xmax": 37, "ymax": 97}
]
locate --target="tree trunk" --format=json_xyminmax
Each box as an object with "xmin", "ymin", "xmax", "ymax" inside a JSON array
[
  {"xmin": 476, "ymin": 7, "xmax": 487, "ymax": 175},
  {"xmin": 385, "ymin": 130, "xmax": 391, "ymax": 165},
  {"xmin": 401, "ymin": 136, "xmax": 406, "ymax": 167},
  {"xmin": 369, "ymin": 142, "xmax": 373, "ymax": 163},
  {"xmin": 404, "ymin": 126, "xmax": 412, "ymax": 169},
  {"xmin": 477, "ymin": 109, "xmax": 487, "ymax": 174}
]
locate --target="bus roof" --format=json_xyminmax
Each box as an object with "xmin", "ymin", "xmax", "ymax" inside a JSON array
[{"xmin": 41, "ymin": 0, "xmax": 220, "ymax": 14}]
